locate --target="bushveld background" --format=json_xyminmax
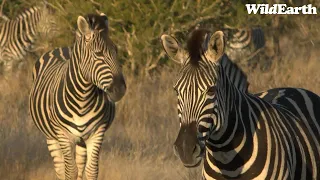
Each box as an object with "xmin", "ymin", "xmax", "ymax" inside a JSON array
[{"xmin": 0, "ymin": 0, "xmax": 319, "ymax": 179}]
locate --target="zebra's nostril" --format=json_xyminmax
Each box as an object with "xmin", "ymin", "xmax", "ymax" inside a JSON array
[
  {"xmin": 120, "ymin": 76, "xmax": 125, "ymax": 84},
  {"xmin": 193, "ymin": 145, "xmax": 197, "ymax": 154},
  {"xmin": 174, "ymin": 144, "xmax": 178, "ymax": 152},
  {"xmin": 106, "ymin": 87, "xmax": 112, "ymax": 93},
  {"xmin": 122, "ymin": 83, "xmax": 126, "ymax": 90},
  {"xmin": 173, "ymin": 144, "xmax": 179, "ymax": 157}
]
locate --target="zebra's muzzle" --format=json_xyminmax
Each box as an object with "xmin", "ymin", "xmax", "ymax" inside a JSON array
[
  {"xmin": 106, "ymin": 74, "xmax": 126, "ymax": 102},
  {"xmin": 173, "ymin": 122, "xmax": 203, "ymax": 168}
]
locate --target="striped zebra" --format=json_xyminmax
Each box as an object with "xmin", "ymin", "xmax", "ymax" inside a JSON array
[
  {"xmin": 29, "ymin": 13, "xmax": 126, "ymax": 180},
  {"xmin": 0, "ymin": 2, "xmax": 56, "ymax": 72},
  {"xmin": 161, "ymin": 29, "xmax": 320, "ymax": 179},
  {"xmin": 224, "ymin": 26, "xmax": 265, "ymax": 67}
]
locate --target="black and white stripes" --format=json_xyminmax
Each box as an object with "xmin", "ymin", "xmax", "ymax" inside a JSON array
[
  {"xmin": 29, "ymin": 13, "xmax": 126, "ymax": 180},
  {"xmin": 161, "ymin": 29, "xmax": 320, "ymax": 180},
  {"xmin": 224, "ymin": 27, "xmax": 265, "ymax": 66},
  {"xmin": 0, "ymin": 3, "xmax": 56, "ymax": 71}
]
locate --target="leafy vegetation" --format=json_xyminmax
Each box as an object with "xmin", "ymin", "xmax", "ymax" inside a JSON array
[{"xmin": 2, "ymin": 0, "xmax": 318, "ymax": 76}]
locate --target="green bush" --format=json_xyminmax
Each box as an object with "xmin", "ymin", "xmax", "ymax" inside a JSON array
[{"xmin": 2, "ymin": 0, "xmax": 319, "ymax": 76}]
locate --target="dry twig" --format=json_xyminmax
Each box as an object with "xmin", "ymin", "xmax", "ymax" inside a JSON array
[
  {"xmin": 145, "ymin": 51, "xmax": 165, "ymax": 73},
  {"xmin": 88, "ymin": 0, "xmax": 101, "ymax": 8},
  {"xmin": 0, "ymin": 0, "xmax": 9, "ymax": 21}
]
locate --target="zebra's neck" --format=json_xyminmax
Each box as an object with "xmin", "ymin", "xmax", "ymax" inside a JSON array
[
  {"xmin": 220, "ymin": 55, "xmax": 249, "ymax": 92},
  {"xmin": 62, "ymin": 42, "xmax": 102, "ymax": 115},
  {"xmin": 209, "ymin": 55, "xmax": 249, "ymax": 135},
  {"xmin": 204, "ymin": 57, "xmax": 258, "ymax": 178}
]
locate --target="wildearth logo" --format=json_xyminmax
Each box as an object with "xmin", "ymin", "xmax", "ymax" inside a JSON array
[{"xmin": 246, "ymin": 4, "xmax": 317, "ymax": 14}]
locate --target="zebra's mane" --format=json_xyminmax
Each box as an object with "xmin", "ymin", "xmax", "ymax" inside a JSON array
[
  {"xmin": 85, "ymin": 14, "xmax": 108, "ymax": 32},
  {"xmin": 220, "ymin": 54, "xmax": 249, "ymax": 92},
  {"xmin": 15, "ymin": 6, "xmax": 40, "ymax": 21},
  {"xmin": 186, "ymin": 28, "xmax": 210, "ymax": 66},
  {"xmin": 186, "ymin": 29, "xmax": 249, "ymax": 92}
]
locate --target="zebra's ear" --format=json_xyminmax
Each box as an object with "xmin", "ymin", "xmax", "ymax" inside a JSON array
[
  {"xmin": 100, "ymin": 13, "xmax": 108, "ymax": 28},
  {"xmin": 206, "ymin": 31, "xmax": 225, "ymax": 62},
  {"xmin": 77, "ymin": 16, "xmax": 91, "ymax": 37},
  {"xmin": 161, "ymin": 34, "xmax": 187, "ymax": 64}
]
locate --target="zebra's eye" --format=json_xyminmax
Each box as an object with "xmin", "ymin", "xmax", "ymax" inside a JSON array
[{"xmin": 207, "ymin": 86, "xmax": 216, "ymax": 96}]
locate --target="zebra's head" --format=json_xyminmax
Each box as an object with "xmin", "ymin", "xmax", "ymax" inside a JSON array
[
  {"xmin": 161, "ymin": 29, "xmax": 225, "ymax": 167},
  {"xmin": 76, "ymin": 13, "xmax": 126, "ymax": 102}
]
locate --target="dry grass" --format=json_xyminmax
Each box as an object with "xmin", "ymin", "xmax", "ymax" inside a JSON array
[
  {"xmin": 0, "ymin": 31, "xmax": 319, "ymax": 180},
  {"xmin": 247, "ymin": 37, "xmax": 320, "ymax": 94}
]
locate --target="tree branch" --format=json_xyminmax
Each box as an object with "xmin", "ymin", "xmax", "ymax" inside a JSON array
[
  {"xmin": 243, "ymin": 47, "xmax": 265, "ymax": 63},
  {"xmin": 170, "ymin": 0, "xmax": 177, "ymax": 12},
  {"xmin": 201, "ymin": 1, "xmax": 220, "ymax": 14},
  {"xmin": 171, "ymin": 15, "xmax": 217, "ymax": 34},
  {"xmin": 0, "ymin": 0, "xmax": 9, "ymax": 21},
  {"xmin": 88, "ymin": 0, "xmax": 101, "ymax": 9},
  {"xmin": 145, "ymin": 51, "xmax": 165, "ymax": 72}
]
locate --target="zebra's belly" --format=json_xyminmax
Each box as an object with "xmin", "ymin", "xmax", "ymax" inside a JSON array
[
  {"xmin": 30, "ymin": 101, "xmax": 113, "ymax": 141},
  {"xmin": 66, "ymin": 112, "xmax": 110, "ymax": 138}
]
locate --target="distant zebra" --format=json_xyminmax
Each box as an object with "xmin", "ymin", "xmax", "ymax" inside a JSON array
[
  {"xmin": 161, "ymin": 29, "xmax": 320, "ymax": 179},
  {"xmin": 224, "ymin": 27, "xmax": 265, "ymax": 67},
  {"xmin": 29, "ymin": 13, "xmax": 126, "ymax": 180},
  {"xmin": 0, "ymin": 2, "xmax": 56, "ymax": 72}
]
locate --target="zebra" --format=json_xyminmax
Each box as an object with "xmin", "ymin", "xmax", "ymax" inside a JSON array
[
  {"xmin": 224, "ymin": 26, "xmax": 265, "ymax": 68},
  {"xmin": 161, "ymin": 29, "xmax": 320, "ymax": 179},
  {"xmin": 0, "ymin": 2, "xmax": 56, "ymax": 72},
  {"xmin": 29, "ymin": 13, "xmax": 126, "ymax": 180}
]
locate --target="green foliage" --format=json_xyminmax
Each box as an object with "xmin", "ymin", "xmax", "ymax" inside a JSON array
[{"xmin": 1, "ymin": 0, "xmax": 318, "ymax": 76}]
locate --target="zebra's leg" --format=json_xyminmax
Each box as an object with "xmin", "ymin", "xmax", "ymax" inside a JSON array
[
  {"xmin": 85, "ymin": 124, "xmax": 107, "ymax": 180},
  {"xmin": 75, "ymin": 138, "xmax": 87, "ymax": 180},
  {"xmin": 58, "ymin": 135, "xmax": 78, "ymax": 180},
  {"xmin": 47, "ymin": 139, "xmax": 65, "ymax": 180}
]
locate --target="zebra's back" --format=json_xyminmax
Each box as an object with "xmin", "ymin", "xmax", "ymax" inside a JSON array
[
  {"xmin": 32, "ymin": 47, "xmax": 71, "ymax": 81},
  {"xmin": 257, "ymin": 88, "xmax": 320, "ymax": 141},
  {"xmin": 257, "ymin": 87, "xmax": 320, "ymax": 123}
]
